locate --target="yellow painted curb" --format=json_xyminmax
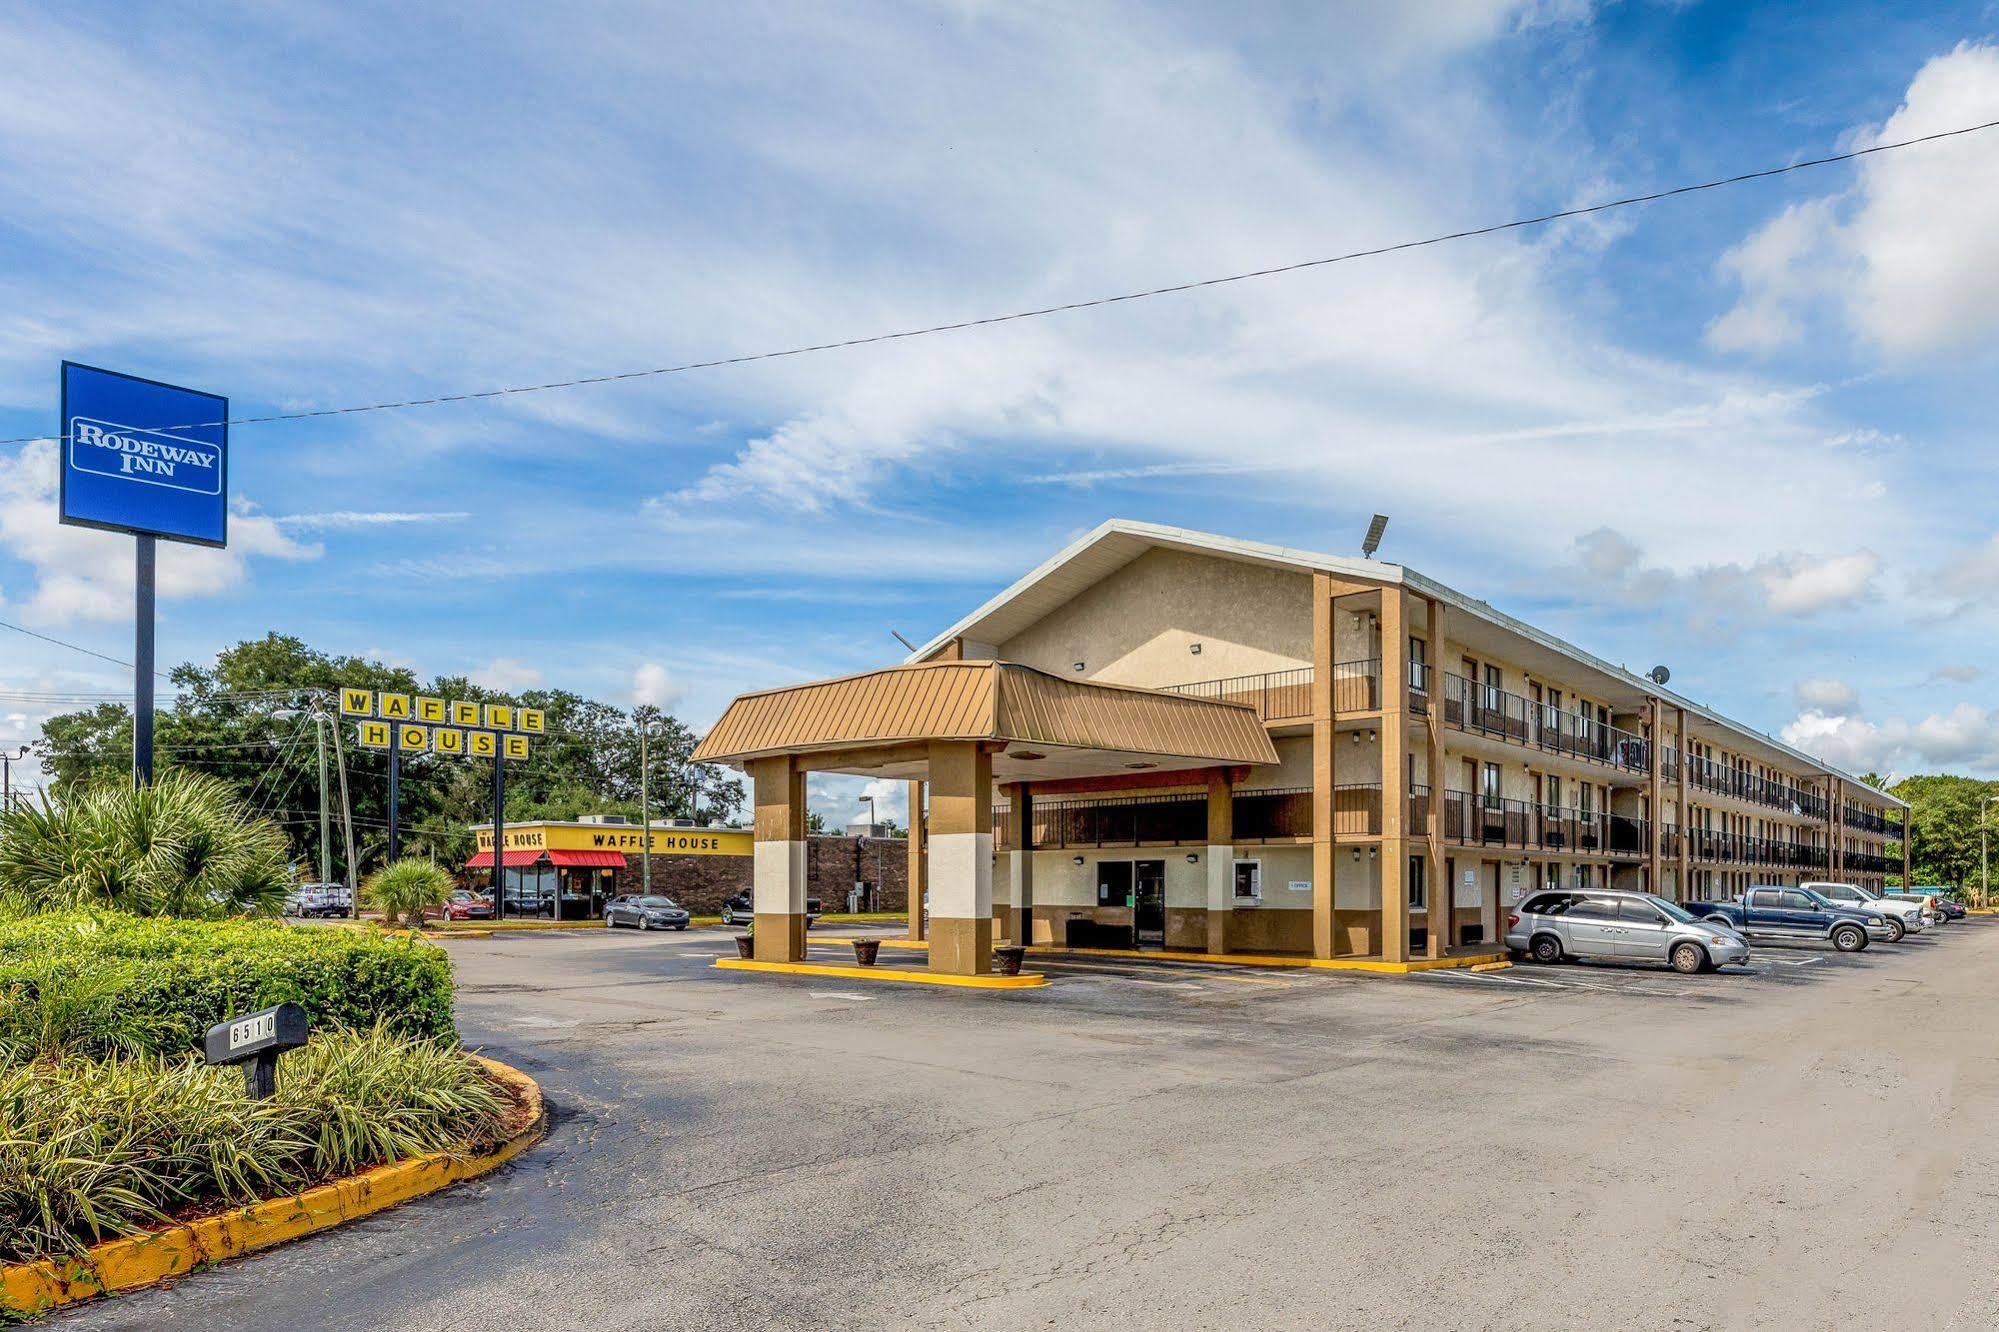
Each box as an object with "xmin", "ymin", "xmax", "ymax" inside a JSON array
[
  {"xmin": 1, "ymin": 1056, "xmax": 547, "ymax": 1318},
  {"xmin": 827, "ymin": 936, "xmax": 1502, "ymax": 975},
  {"xmin": 1469, "ymin": 960, "xmax": 1514, "ymax": 972},
  {"xmin": 712, "ymin": 957, "xmax": 1048, "ymax": 989}
]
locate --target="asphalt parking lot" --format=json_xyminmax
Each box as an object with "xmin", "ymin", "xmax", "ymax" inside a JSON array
[{"xmin": 63, "ymin": 919, "xmax": 1999, "ymax": 1330}]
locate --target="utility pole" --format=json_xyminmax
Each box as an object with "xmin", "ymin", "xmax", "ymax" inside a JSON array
[
  {"xmin": 0, "ymin": 745, "xmax": 26, "ymax": 812},
  {"xmin": 387, "ymin": 725, "xmax": 401, "ymax": 863},
  {"xmin": 491, "ymin": 744, "xmax": 507, "ymax": 922},
  {"xmin": 313, "ymin": 714, "xmax": 331, "ymax": 886},
  {"xmin": 327, "ymin": 706, "xmax": 358, "ymax": 916}
]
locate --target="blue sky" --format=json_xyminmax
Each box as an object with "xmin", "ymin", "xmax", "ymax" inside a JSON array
[{"xmin": 4, "ymin": 1, "xmax": 1999, "ymax": 818}]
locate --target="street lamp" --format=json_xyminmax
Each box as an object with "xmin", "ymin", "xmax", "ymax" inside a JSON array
[{"xmin": 1984, "ymin": 795, "xmax": 1999, "ymax": 909}]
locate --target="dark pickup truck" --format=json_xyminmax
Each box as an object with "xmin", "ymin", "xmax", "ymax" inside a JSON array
[{"xmin": 1686, "ymin": 885, "xmax": 1886, "ymax": 953}]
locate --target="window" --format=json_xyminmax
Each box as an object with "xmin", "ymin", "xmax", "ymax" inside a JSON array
[
  {"xmin": 1232, "ymin": 860, "xmax": 1261, "ymax": 902},
  {"xmin": 1483, "ymin": 663, "xmax": 1503, "ymax": 711},
  {"xmin": 1617, "ymin": 899, "xmax": 1666, "ymax": 924},
  {"xmin": 1481, "ymin": 762, "xmax": 1502, "ymax": 808},
  {"xmin": 1408, "ymin": 855, "xmax": 1426, "ymax": 909},
  {"xmin": 1576, "ymin": 865, "xmax": 1594, "ymax": 889},
  {"xmin": 1408, "ymin": 635, "xmax": 1428, "ymax": 690},
  {"xmin": 1521, "ymin": 892, "xmax": 1572, "ymax": 915},
  {"xmin": 1564, "ymin": 898, "xmax": 1619, "ymax": 921}
]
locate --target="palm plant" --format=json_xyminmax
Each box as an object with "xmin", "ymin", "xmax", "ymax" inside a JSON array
[
  {"xmin": 362, "ymin": 858, "xmax": 455, "ymax": 929},
  {"xmin": 0, "ymin": 772, "xmax": 290, "ymax": 918}
]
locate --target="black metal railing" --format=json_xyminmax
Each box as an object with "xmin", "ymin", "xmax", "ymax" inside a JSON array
[
  {"xmin": 1434, "ymin": 674, "xmax": 1650, "ymax": 773},
  {"xmin": 1843, "ymin": 805, "xmax": 1892, "ymax": 836},
  {"xmin": 1420, "ymin": 789, "xmax": 1648, "ymax": 857},
  {"xmin": 1235, "ymin": 786, "xmax": 1313, "ymax": 841},
  {"xmin": 1662, "ymin": 750, "xmax": 1829, "ymax": 818},
  {"xmin": 1846, "ymin": 849, "xmax": 1896, "ymax": 874},
  {"xmin": 1672, "ymin": 828, "xmax": 1829, "ymax": 868}
]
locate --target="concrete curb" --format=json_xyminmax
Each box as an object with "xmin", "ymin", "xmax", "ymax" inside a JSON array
[
  {"xmin": 713, "ymin": 957, "xmax": 1048, "ymax": 989},
  {"xmin": 0, "ymin": 1056, "xmax": 547, "ymax": 1318},
  {"xmin": 856, "ymin": 937, "xmax": 1504, "ymax": 974}
]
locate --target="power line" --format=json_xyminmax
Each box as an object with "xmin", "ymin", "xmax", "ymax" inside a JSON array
[{"xmin": 2, "ymin": 116, "xmax": 1994, "ymax": 452}]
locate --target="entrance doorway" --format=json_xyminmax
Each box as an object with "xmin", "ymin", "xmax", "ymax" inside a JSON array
[{"xmin": 1096, "ymin": 858, "xmax": 1167, "ymax": 949}]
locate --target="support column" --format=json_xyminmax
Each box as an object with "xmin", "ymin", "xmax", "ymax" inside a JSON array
[
  {"xmin": 906, "ymin": 779, "xmax": 926, "ymax": 941},
  {"xmin": 1901, "ymin": 813, "xmax": 1911, "ymax": 889},
  {"xmin": 1311, "ymin": 573, "xmax": 1339, "ymax": 959},
  {"xmin": 1380, "ymin": 590, "xmax": 1411, "ymax": 963},
  {"xmin": 1647, "ymin": 697, "xmax": 1664, "ymax": 898},
  {"xmin": 1206, "ymin": 769, "xmax": 1234, "ymax": 955},
  {"xmin": 927, "ymin": 740, "xmax": 993, "ymax": 976},
  {"xmin": 1007, "ymin": 783, "xmax": 1034, "ymax": 945},
  {"xmin": 1676, "ymin": 707, "xmax": 1690, "ymax": 898},
  {"xmin": 749, "ymin": 755, "xmax": 807, "ymax": 962},
  {"xmin": 1425, "ymin": 597, "xmax": 1449, "ymax": 959},
  {"xmin": 1829, "ymin": 777, "xmax": 1844, "ymax": 880}
]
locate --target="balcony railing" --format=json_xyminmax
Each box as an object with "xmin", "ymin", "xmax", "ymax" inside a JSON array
[
  {"xmin": 1161, "ymin": 667, "xmax": 1313, "ymax": 722},
  {"xmin": 1415, "ymin": 788, "xmax": 1647, "ymax": 857},
  {"xmin": 1235, "ymin": 786, "xmax": 1313, "ymax": 841},
  {"xmin": 1843, "ymin": 806, "xmax": 1893, "ymax": 837},
  {"xmin": 1661, "ymin": 751, "xmax": 1829, "ymax": 819},
  {"xmin": 1435, "ymin": 674, "xmax": 1650, "ymax": 773},
  {"xmin": 1673, "ymin": 828, "xmax": 1829, "ymax": 868},
  {"xmin": 1846, "ymin": 849, "xmax": 1896, "ymax": 874}
]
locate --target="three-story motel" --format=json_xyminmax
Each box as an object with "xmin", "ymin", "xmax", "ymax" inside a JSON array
[{"xmin": 693, "ymin": 521, "xmax": 1907, "ymax": 978}]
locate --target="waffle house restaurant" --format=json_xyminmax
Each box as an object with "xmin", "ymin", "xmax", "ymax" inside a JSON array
[{"xmin": 468, "ymin": 819, "xmax": 752, "ymax": 918}]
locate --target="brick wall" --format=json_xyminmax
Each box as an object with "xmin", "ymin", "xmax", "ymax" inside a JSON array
[{"xmin": 611, "ymin": 835, "xmax": 910, "ymax": 914}]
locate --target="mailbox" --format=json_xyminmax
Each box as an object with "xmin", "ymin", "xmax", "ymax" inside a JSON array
[{"xmin": 204, "ymin": 1002, "xmax": 310, "ymax": 1099}]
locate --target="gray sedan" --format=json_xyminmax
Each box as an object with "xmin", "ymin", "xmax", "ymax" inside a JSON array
[
  {"xmin": 1507, "ymin": 889, "xmax": 1750, "ymax": 973},
  {"xmin": 604, "ymin": 895, "xmax": 691, "ymax": 931}
]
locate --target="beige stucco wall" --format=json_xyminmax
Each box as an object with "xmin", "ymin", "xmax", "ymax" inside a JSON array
[{"xmin": 996, "ymin": 547, "xmax": 1311, "ymax": 689}]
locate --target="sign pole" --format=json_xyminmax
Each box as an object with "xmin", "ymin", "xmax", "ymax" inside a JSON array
[
  {"xmin": 133, "ymin": 535, "xmax": 156, "ymax": 787},
  {"xmin": 387, "ymin": 726, "xmax": 401, "ymax": 862},
  {"xmin": 492, "ymin": 749, "xmax": 506, "ymax": 922}
]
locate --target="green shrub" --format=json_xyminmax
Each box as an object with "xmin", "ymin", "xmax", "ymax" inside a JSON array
[
  {"xmin": 0, "ymin": 913, "xmax": 456, "ymax": 1063},
  {"xmin": 362, "ymin": 858, "xmax": 455, "ymax": 929},
  {"xmin": 0, "ymin": 1026, "xmax": 504, "ymax": 1262},
  {"xmin": 0, "ymin": 773, "xmax": 290, "ymax": 919}
]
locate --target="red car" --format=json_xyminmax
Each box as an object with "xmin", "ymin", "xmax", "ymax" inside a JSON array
[{"xmin": 423, "ymin": 890, "xmax": 495, "ymax": 923}]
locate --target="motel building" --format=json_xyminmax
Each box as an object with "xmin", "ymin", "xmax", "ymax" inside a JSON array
[{"xmin": 692, "ymin": 520, "xmax": 1908, "ymax": 979}]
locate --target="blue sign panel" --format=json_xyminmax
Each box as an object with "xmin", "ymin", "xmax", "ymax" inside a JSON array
[{"xmin": 59, "ymin": 362, "xmax": 228, "ymax": 548}]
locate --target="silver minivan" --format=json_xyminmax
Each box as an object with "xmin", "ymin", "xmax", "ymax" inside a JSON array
[{"xmin": 1506, "ymin": 889, "xmax": 1751, "ymax": 973}]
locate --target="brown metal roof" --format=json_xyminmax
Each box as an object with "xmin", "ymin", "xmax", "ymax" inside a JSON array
[{"xmin": 692, "ymin": 661, "xmax": 1278, "ymax": 767}]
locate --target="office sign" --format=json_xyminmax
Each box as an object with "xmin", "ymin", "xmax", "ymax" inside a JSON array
[{"xmin": 59, "ymin": 363, "xmax": 227, "ymax": 547}]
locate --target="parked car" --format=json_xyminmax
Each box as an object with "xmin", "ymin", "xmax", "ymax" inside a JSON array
[
  {"xmin": 283, "ymin": 882, "xmax": 353, "ymax": 918},
  {"xmin": 423, "ymin": 889, "xmax": 494, "ymax": 923},
  {"xmin": 1915, "ymin": 889, "xmax": 1969, "ymax": 921},
  {"xmin": 1506, "ymin": 889, "xmax": 1749, "ymax": 973},
  {"xmin": 1804, "ymin": 880, "xmax": 1923, "ymax": 940},
  {"xmin": 604, "ymin": 895, "xmax": 691, "ymax": 931},
  {"xmin": 719, "ymin": 894, "xmax": 822, "ymax": 928},
  {"xmin": 1874, "ymin": 890, "xmax": 1944, "ymax": 926},
  {"xmin": 1687, "ymin": 886, "xmax": 1886, "ymax": 952}
]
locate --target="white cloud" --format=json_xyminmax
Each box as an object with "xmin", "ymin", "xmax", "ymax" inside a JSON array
[
  {"xmin": 1794, "ymin": 677, "xmax": 1859, "ymax": 713},
  {"xmin": 274, "ymin": 511, "xmax": 471, "ymax": 530},
  {"xmin": 1929, "ymin": 663, "xmax": 1984, "ymax": 684},
  {"xmin": 1710, "ymin": 43, "xmax": 1999, "ymax": 358},
  {"xmin": 1938, "ymin": 530, "xmax": 1999, "ymax": 604},
  {"xmin": 1783, "ymin": 702, "xmax": 1999, "ymax": 777},
  {"xmin": 631, "ymin": 661, "xmax": 684, "ymax": 710},
  {"xmin": 1758, "ymin": 550, "xmax": 1881, "ymax": 615},
  {"xmin": 1573, "ymin": 528, "xmax": 1880, "ymax": 619},
  {"xmin": 0, "ymin": 441, "xmax": 317, "ymax": 624},
  {"xmin": 469, "ymin": 657, "xmax": 542, "ymax": 691}
]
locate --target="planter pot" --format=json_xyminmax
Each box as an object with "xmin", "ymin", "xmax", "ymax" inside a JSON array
[
  {"xmin": 852, "ymin": 939, "xmax": 881, "ymax": 966},
  {"xmin": 733, "ymin": 934, "xmax": 755, "ymax": 960},
  {"xmin": 993, "ymin": 945, "xmax": 1026, "ymax": 977}
]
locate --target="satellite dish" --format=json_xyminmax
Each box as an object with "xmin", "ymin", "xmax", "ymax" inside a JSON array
[{"xmin": 1648, "ymin": 665, "xmax": 1671, "ymax": 686}]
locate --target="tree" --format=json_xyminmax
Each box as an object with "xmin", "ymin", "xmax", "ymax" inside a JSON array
[
  {"xmin": 362, "ymin": 858, "xmax": 456, "ymax": 929},
  {"xmin": 1889, "ymin": 774, "xmax": 1999, "ymax": 891},
  {"xmin": 0, "ymin": 771, "xmax": 290, "ymax": 918},
  {"xmin": 31, "ymin": 634, "xmax": 746, "ymax": 881}
]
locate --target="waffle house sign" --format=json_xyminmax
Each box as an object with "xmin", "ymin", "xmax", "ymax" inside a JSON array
[
  {"xmin": 339, "ymin": 688, "xmax": 541, "ymax": 760},
  {"xmin": 474, "ymin": 821, "xmax": 752, "ymax": 858}
]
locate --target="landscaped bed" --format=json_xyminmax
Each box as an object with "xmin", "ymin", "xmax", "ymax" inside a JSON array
[{"xmin": 0, "ymin": 912, "xmax": 522, "ymax": 1284}]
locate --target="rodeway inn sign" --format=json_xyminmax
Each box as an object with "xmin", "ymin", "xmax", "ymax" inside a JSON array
[{"xmin": 59, "ymin": 362, "xmax": 228, "ymax": 548}]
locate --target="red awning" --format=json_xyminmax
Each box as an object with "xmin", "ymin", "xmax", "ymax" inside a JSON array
[
  {"xmin": 545, "ymin": 849, "xmax": 628, "ymax": 869},
  {"xmin": 465, "ymin": 849, "xmax": 544, "ymax": 869}
]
